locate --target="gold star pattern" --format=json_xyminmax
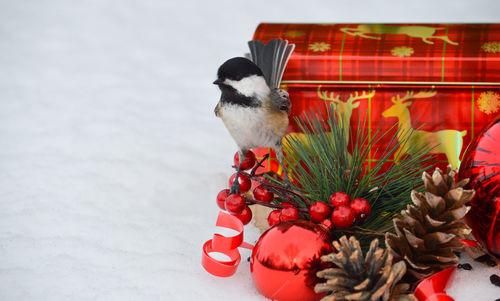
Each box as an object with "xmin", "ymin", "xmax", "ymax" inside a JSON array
[
  {"xmin": 391, "ymin": 46, "xmax": 414, "ymax": 57},
  {"xmin": 477, "ymin": 91, "xmax": 500, "ymax": 114},
  {"xmin": 481, "ymin": 41, "xmax": 500, "ymax": 53},
  {"xmin": 308, "ymin": 42, "xmax": 331, "ymax": 52},
  {"xmin": 283, "ymin": 30, "xmax": 304, "ymax": 38}
]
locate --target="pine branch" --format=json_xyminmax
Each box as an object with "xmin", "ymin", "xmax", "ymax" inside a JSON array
[{"xmin": 284, "ymin": 103, "xmax": 432, "ymax": 247}]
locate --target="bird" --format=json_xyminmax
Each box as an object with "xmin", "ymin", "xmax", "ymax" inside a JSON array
[{"xmin": 213, "ymin": 39, "xmax": 295, "ymax": 194}]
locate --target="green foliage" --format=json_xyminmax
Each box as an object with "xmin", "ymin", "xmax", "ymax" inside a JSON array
[{"xmin": 284, "ymin": 104, "xmax": 432, "ymax": 247}]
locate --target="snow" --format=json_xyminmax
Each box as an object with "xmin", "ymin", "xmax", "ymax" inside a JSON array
[{"xmin": 0, "ymin": 0, "xmax": 499, "ymax": 300}]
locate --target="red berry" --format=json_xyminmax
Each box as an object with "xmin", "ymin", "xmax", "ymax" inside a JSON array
[
  {"xmin": 253, "ymin": 185, "xmax": 273, "ymax": 203},
  {"xmin": 331, "ymin": 205, "xmax": 355, "ymax": 229},
  {"xmin": 233, "ymin": 206, "xmax": 253, "ymax": 225},
  {"xmin": 349, "ymin": 198, "xmax": 371, "ymax": 220},
  {"xmin": 216, "ymin": 189, "xmax": 230, "ymax": 210},
  {"xmin": 329, "ymin": 192, "xmax": 350, "ymax": 207},
  {"xmin": 280, "ymin": 207, "xmax": 299, "ymax": 221},
  {"xmin": 320, "ymin": 218, "xmax": 334, "ymax": 231},
  {"xmin": 309, "ymin": 201, "xmax": 330, "ymax": 222},
  {"xmin": 268, "ymin": 209, "xmax": 281, "ymax": 226},
  {"xmin": 280, "ymin": 202, "xmax": 294, "ymax": 208},
  {"xmin": 225, "ymin": 194, "xmax": 246, "ymax": 214},
  {"xmin": 234, "ymin": 150, "xmax": 256, "ymax": 170},
  {"xmin": 229, "ymin": 172, "xmax": 252, "ymax": 194}
]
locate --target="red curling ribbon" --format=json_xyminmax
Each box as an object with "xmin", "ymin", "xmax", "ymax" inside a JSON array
[
  {"xmin": 414, "ymin": 267, "xmax": 456, "ymax": 301},
  {"xmin": 202, "ymin": 211, "xmax": 254, "ymax": 277}
]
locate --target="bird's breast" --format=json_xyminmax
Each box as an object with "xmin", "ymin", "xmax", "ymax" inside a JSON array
[{"xmin": 218, "ymin": 104, "xmax": 288, "ymax": 149}]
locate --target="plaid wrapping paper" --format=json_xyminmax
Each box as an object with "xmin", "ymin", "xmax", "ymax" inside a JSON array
[
  {"xmin": 251, "ymin": 24, "xmax": 500, "ymax": 174},
  {"xmin": 254, "ymin": 23, "xmax": 500, "ymax": 83}
]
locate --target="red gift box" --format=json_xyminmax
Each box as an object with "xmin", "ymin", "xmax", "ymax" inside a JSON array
[{"xmin": 251, "ymin": 23, "xmax": 500, "ymax": 174}]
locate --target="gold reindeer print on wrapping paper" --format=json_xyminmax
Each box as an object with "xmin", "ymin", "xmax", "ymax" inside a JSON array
[
  {"xmin": 340, "ymin": 24, "xmax": 459, "ymax": 45},
  {"xmin": 283, "ymin": 87, "xmax": 375, "ymax": 163},
  {"xmin": 382, "ymin": 90, "xmax": 467, "ymax": 169}
]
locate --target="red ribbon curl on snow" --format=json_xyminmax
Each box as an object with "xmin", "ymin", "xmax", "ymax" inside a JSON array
[
  {"xmin": 202, "ymin": 211, "xmax": 253, "ymax": 277},
  {"xmin": 414, "ymin": 266, "xmax": 456, "ymax": 301}
]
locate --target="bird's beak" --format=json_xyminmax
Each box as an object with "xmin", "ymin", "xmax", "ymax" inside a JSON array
[{"xmin": 213, "ymin": 79, "xmax": 222, "ymax": 85}]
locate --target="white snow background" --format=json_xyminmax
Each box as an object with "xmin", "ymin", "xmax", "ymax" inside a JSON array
[{"xmin": 0, "ymin": 0, "xmax": 499, "ymax": 300}]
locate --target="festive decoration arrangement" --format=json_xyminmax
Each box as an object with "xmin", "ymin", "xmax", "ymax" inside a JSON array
[
  {"xmin": 204, "ymin": 101, "xmax": 500, "ymax": 300},
  {"xmin": 203, "ymin": 25, "xmax": 500, "ymax": 300}
]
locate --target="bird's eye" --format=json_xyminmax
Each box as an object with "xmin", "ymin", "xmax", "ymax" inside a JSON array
[{"xmin": 279, "ymin": 105, "xmax": 288, "ymax": 111}]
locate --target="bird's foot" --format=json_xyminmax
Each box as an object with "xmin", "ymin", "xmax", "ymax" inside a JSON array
[{"xmin": 229, "ymin": 179, "xmax": 240, "ymax": 195}]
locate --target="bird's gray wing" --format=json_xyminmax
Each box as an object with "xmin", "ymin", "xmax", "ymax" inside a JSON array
[{"xmin": 269, "ymin": 89, "xmax": 291, "ymax": 115}]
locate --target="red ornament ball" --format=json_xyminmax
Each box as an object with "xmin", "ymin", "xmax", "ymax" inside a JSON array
[
  {"xmin": 234, "ymin": 150, "xmax": 256, "ymax": 170},
  {"xmin": 216, "ymin": 189, "xmax": 230, "ymax": 210},
  {"xmin": 229, "ymin": 172, "xmax": 252, "ymax": 194},
  {"xmin": 349, "ymin": 198, "xmax": 371, "ymax": 220},
  {"xmin": 280, "ymin": 207, "xmax": 299, "ymax": 222},
  {"xmin": 233, "ymin": 206, "xmax": 253, "ymax": 225},
  {"xmin": 251, "ymin": 220, "xmax": 333, "ymax": 301},
  {"xmin": 331, "ymin": 205, "xmax": 355, "ymax": 229},
  {"xmin": 267, "ymin": 209, "xmax": 281, "ymax": 227},
  {"xmin": 309, "ymin": 201, "xmax": 330, "ymax": 222},
  {"xmin": 329, "ymin": 192, "xmax": 350, "ymax": 207},
  {"xmin": 253, "ymin": 185, "xmax": 273, "ymax": 203},
  {"xmin": 460, "ymin": 115, "xmax": 500, "ymax": 257},
  {"xmin": 225, "ymin": 194, "xmax": 246, "ymax": 215}
]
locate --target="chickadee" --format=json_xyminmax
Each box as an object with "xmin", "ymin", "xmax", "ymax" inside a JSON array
[{"xmin": 213, "ymin": 39, "xmax": 295, "ymax": 194}]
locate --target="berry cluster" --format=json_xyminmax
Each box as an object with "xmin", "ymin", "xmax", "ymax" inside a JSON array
[
  {"xmin": 215, "ymin": 150, "xmax": 372, "ymax": 231},
  {"xmin": 216, "ymin": 150, "xmax": 275, "ymax": 225},
  {"xmin": 267, "ymin": 202, "xmax": 300, "ymax": 226},
  {"xmin": 321, "ymin": 192, "xmax": 371, "ymax": 229}
]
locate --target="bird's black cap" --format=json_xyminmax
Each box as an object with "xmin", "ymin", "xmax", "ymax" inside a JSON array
[{"xmin": 215, "ymin": 57, "xmax": 263, "ymax": 83}]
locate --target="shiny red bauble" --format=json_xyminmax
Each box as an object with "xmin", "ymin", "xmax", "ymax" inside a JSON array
[
  {"xmin": 280, "ymin": 207, "xmax": 299, "ymax": 221},
  {"xmin": 216, "ymin": 189, "xmax": 230, "ymax": 210},
  {"xmin": 233, "ymin": 206, "xmax": 253, "ymax": 225},
  {"xmin": 253, "ymin": 185, "xmax": 273, "ymax": 203},
  {"xmin": 234, "ymin": 150, "xmax": 256, "ymax": 170},
  {"xmin": 459, "ymin": 115, "xmax": 500, "ymax": 257},
  {"xmin": 329, "ymin": 192, "xmax": 350, "ymax": 207},
  {"xmin": 309, "ymin": 202, "xmax": 330, "ymax": 222},
  {"xmin": 267, "ymin": 209, "xmax": 281, "ymax": 226},
  {"xmin": 349, "ymin": 198, "xmax": 371, "ymax": 220},
  {"xmin": 225, "ymin": 194, "xmax": 246, "ymax": 214},
  {"xmin": 331, "ymin": 205, "xmax": 355, "ymax": 229},
  {"xmin": 229, "ymin": 172, "xmax": 252, "ymax": 194},
  {"xmin": 250, "ymin": 220, "xmax": 333, "ymax": 301}
]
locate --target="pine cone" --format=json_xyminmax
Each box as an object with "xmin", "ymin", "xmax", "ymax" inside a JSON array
[
  {"xmin": 315, "ymin": 236, "xmax": 416, "ymax": 301},
  {"xmin": 385, "ymin": 166, "xmax": 474, "ymax": 280}
]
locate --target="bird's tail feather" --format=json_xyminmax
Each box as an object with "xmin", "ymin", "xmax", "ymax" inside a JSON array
[{"xmin": 248, "ymin": 39, "xmax": 295, "ymax": 89}]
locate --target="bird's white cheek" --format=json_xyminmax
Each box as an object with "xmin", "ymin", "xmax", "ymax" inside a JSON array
[{"xmin": 225, "ymin": 75, "xmax": 270, "ymax": 100}]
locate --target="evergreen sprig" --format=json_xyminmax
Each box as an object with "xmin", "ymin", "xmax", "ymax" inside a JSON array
[{"xmin": 283, "ymin": 103, "xmax": 432, "ymax": 248}]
